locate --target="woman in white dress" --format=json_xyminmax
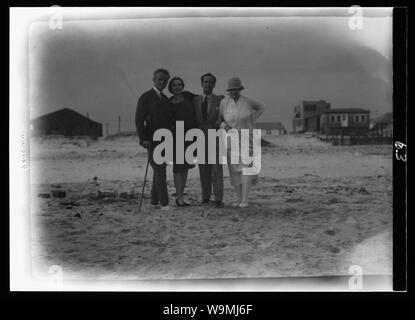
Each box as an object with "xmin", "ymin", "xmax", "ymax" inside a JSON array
[{"xmin": 218, "ymin": 77, "xmax": 265, "ymax": 208}]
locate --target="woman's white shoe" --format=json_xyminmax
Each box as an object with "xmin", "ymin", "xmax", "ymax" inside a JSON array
[{"xmin": 238, "ymin": 202, "xmax": 249, "ymax": 208}]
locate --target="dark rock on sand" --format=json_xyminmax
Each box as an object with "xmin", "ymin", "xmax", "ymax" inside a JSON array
[
  {"xmin": 119, "ymin": 192, "xmax": 131, "ymax": 199},
  {"xmin": 358, "ymin": 187, "xmax": 370, "ymax": 194},
  {"xmin": 325, "ymin": 229, "xmax": 336, "ymax": 236},
  {"xmin": 97, "ymin": 190, "xmax": 118, "ymax": 199},
  {"xmin": 329, "ymin": 246, "xmax": 340, "ymax": 254},
  {"xmin": 37, "ymin": 193, "xmax": 51, "ymax": 199},
  {"xmin": 61, "ymin": 201, "xmax": 80, "ymax": 206},
  {"xmin": 51, "ymin": 190, "xmax": 66, "ymax": 198},
  {"xmin": 327, "ymin": 197, "xmax": 340, "ymax": 204}
]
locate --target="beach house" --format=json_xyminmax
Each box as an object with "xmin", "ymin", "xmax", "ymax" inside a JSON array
[{"xmin": 31, "ymin": 108, "xmax": 103, "ymax": 138}]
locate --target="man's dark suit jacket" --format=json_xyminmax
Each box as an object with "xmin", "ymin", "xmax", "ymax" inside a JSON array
[
  {"xmin": 135, "ymin": 88, "xmax": 172, "ymax": 147},
  {"xmin": 193, "ymin": 94, "xmax": 224, "ymax": 129}
]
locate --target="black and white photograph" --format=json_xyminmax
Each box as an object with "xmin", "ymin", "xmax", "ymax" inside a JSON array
[{"xmin": 9, "ymin": 7, "xmax": 405, "ymax": 293}]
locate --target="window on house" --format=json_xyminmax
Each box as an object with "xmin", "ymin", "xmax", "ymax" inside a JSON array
[
  {"xmin": 331, "ymin": 115, "xmax": 335, "ymax": 122},
  {"xmin": 266, "ymin": 129, "xmax": 272, "ymax": 135},
  {"xmin": 342, "ymin": 115, "xmax": 346, "ymax": 121},
  {"xmin": 355, "ymin": 115, "xmax": 359, "ymax": 122},
  {"xmin": 337, "ymin": 115, "xmax": 341, "ymax": 122},
  {"xmin": 361, "ymin": 115, "xmax": 365, "ymax": 122}
]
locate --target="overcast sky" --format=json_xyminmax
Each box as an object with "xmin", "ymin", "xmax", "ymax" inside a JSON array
[{"xmin": 29, "ymin": 9, "xmax": 392, "ymax": 132}]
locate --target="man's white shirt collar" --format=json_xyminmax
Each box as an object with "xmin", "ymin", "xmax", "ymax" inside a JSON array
[{"xmin": 153, "ymin": 87, "xmax": 163, "ymax": 96}]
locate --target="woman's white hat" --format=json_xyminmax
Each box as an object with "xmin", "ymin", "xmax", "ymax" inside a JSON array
[{"xmin": 226, "ymin": 77, "xmax": 245, "ymax": 91}]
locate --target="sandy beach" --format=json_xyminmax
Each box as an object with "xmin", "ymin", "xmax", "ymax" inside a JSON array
[{"xmin": 30, "ymin": 134, "xmax": 393, "ymax": 280}]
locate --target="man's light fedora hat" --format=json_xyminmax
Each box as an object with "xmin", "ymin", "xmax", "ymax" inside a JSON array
[{"xmin": 226, "ymin": 77, "xmax": 245, "ymax": 91}]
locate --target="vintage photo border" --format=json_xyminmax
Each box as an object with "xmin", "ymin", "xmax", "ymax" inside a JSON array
[{"xmin": 7, "ymin": 4, "xmax": 407, "ymax": 298}]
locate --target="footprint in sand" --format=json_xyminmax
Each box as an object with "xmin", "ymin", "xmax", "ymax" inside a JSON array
[
  {"xmin": 68, "ymin": 230, "xmax": 86, "ymax": 236},
  {"xmin": 282, "ymin": 208, "xmax": 296, "ymax": 215},
  {"xmin": 120, "ymin": 228, "xmax": 133, "ymax": 234},
  {"xmin": 328, "ymin": 245, "xmax": 340, "ymax": 254},
  {"xmin": 324, "ymin": 229, "xmax": 336, "ymax": 236},
  {"xmin": 129, "ymin": 239, "xmax": 146, "ymax": 246},
  {"xmin": 63, "ymin": 248, "xmax": 77, "ymax": 254},
  {"xmin": 286, "ymin": 197, "xmax": 303, "ymax": 203}
]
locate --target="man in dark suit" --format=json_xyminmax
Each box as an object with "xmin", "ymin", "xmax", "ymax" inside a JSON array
[
  {"xmin": 135, "ymin": 68, "xmax": 172, "ymax": 210},
  {"xmin": 193, "ymin": 73, "xmax": 224, "ymax": 208}
]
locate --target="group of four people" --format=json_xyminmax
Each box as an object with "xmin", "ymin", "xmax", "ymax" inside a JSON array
[{"xmin": 135, "ymin": 68, "xmax": 265, "ymax": 210}]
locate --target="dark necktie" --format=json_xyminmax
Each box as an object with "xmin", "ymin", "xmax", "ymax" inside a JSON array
[{"xmin": 202, "ymin": 96, "xmax": 208, "ymax": 122}]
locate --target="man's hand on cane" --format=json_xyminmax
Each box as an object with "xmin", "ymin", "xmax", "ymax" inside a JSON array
[{"xmin": 141, "ymin": 140, "xmax": 153, "ymax": 149}]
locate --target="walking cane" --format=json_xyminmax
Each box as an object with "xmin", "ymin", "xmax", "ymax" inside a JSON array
[
  {"xmin": 138, "ymin": 156, "xmax": 150, "ymax": 214},
  {"xmin": 138, "ymin": 114, "xmax": 152, "ymax": 214}
]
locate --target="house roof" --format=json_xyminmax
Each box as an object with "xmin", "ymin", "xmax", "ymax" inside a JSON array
[
  {"xmin": 371, "ymin": 112, "xmax": 392, "ymax": 125},
  {"xmin": 370, "ymin": 112, "xmax": 393, "ymax": 130},
  {"xmin": 302, "ymin": 100, "xmax": 329, "ymax": 105},
  {"xmin": 322, "ymin": 108, "xmax": 370, "ymax": 114},
  {"xmin": 31, "ymin": 108, "xmax": 102, "ymax": 125},
  {"xmin": 256, "ymin": 122, "xmax": 286, "ymax": 130}
]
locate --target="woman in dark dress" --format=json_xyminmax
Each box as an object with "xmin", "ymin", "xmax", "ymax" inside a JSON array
[{"xmin": 168, "ymin": 77, "xmax": 197, "ymax": 207}]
